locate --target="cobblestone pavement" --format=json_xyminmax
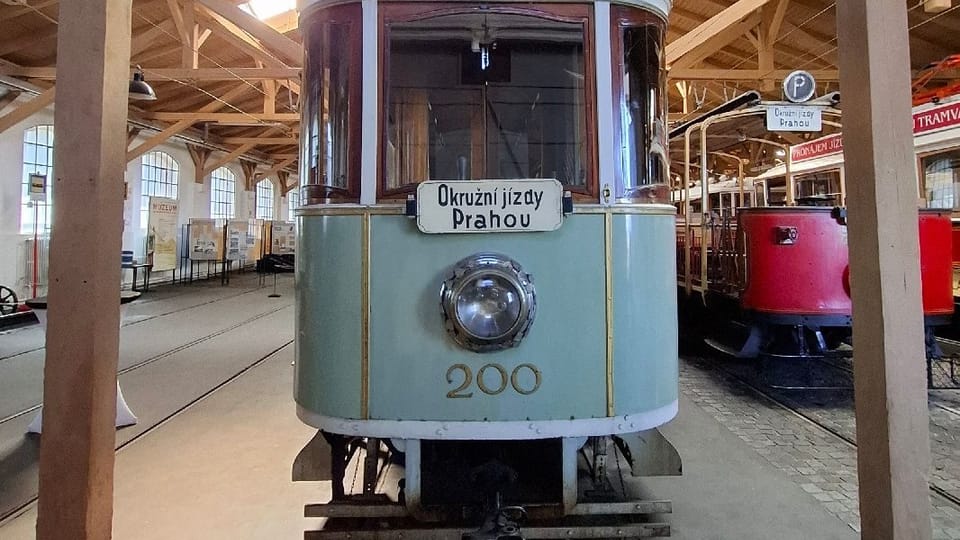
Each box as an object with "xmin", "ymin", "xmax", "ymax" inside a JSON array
[{"xmin": 680, "ymin": 354, "xmax": 960, "ymax": 539}]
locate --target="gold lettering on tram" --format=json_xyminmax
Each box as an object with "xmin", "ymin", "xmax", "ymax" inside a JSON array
[{"xmin": 445, "ymin": 363, "xmax": 542, "ymax": 398}]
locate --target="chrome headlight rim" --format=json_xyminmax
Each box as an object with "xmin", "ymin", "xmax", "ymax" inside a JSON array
[{"xmin": 440, "ymin": 253, "xmax": 537, "ymax": 353}]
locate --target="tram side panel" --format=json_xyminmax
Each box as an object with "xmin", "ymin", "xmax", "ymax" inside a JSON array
[{"xmin": 920, "ymin": 210, "xmax": 953, "ymax": 320}]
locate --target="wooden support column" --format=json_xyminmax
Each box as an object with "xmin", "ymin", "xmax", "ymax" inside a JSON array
[
  {"xmin": 187, "ymin": 144, "xmax": 212, "ymax": 183},
  {"xmin": 836, "ymin": 1, "xmax": 932, "ymax": 538},
  {"xmin": 278, "ymin": 170, "xmax": 294, "ymax": 195},
  {"xmin": 36, "ymin": 0, "xmax": 132, "ymax": 538},
  {"xmin": 241, "ymin": 159, "xmax": 259, "ymax": 191},
  {"xmin": 675, "ymin": 82, "xmax": 689, "ymax": 115},
  {"xmin": 182, "ymin": 0, "xmax": 199, "ymax": 69}
]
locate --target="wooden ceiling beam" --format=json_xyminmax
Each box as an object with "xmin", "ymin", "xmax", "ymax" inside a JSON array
[
  {"xmin": 0, "ymin": 26, "xmax": 58, "ymax": 58},
  {"xmin": 0, "ymin": 86, "xmax": 55, "ymax": 135},
  {"xmin": 144, "ymin": 112, "xmax": 298, "ymax": 121},
  {"xmin": 668, "ymin": 68, "xmax": 840, "ymax": 81},
  {"xmin": 131, "ymin": 19, "xmax": 178, "ymax": 57},
  {"xmin": 257, "ymin": 157, "xmax": 297, "ymax": 184},
  {"xmin": 277, "ymin": 171, "xmax": 293, "ymax": 194},
  {"xmin": 203, "ymin": 141, "xmax": 258, "ymax": 177},
  {"xmin": 127, "ymin": 127, "xmax": 142, "ymax": 147},
  {"xmin": 762, "ymin": 0, "xmax": 790, "ymax": 43},
  {"xmin": 0, "ymin": 90, "xmax": 23, "ymax": 114},
  {"xmin": 0, "ymin": 0, "xmax": 58, "ymax": 23},
  {"xmin": 186, "ymin": 144, "xmax": 213, "ymax": 182},
  {"xmin": 0, "ymin": 66, "xmax": 300, "ymax": 81},
  {"xmin": 199, "ymin": 8, "xmax": 301, "ymax": 95},
  {"xmin": 181, "ymin": 0, "xmax": 200, "ymax": 68},
  {"xmin": 263, "ymin": 10, "xmax": 299, "ymax": 34},
  {"xmin": 135, "ymin": 44, "xmax": 183, "ymax": 65},
  {"xmin": 757, "ymin": 1, "xmax": 789, "ymax": 92},
  {"xmin": 197, "ymin": 27, "xmax": 212, "ymax": 48},
  {"xmin": 666, "ymin": 0, "xmax": 777, "ymax": 65},
  {"xmin": 259, "ymin": 60, "xmax": 277, "ymax": 115},
  {"xmin": 197, "ymin": 0, "xmax": 302, "ymax": 65},
  {"xmin": 240, "ymin": 159, "xmax": 258, "ymax": 190},
  {"xmin": 127, "ymin": 83, "xmax": 251, "ymax": 162},
  {"xmin": 671, "ymin": 13, "xmax": 762, "ymax": 70},
  {"xmin": 199, "ymin": 127, "xmax": 284, "ymax": 179},
  {"xmin": 166, "ymin": 0, "xmax": 192, "ymax": 45},
  {"xmin": 222, "ymin": 137, "xmax": 298, "ymax": 145}
]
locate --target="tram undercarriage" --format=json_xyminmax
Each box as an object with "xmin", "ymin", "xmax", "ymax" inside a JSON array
[{"xmin": 294, "ymin": 432, "xmax": 681, "ymax": 539}]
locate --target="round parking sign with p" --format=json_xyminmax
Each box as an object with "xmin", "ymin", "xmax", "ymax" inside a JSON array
[{"xmin": 784, "ymin": 70, "xmax": 816, "ymax": 103}]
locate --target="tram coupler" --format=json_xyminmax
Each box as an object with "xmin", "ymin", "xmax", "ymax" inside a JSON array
[{"xmin": 464, "ymin": 493, "xmax": 527, "ymax": 540}]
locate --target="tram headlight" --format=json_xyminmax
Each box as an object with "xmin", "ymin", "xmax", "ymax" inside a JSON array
[{"xmin": 440, "ymin": 253, "xmax": 536, "ymax": 353}]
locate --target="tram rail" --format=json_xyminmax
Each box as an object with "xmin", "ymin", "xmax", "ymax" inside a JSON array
[{"xmin": 698, "ymin": 351, "xmax": 960, "ymax": 512}]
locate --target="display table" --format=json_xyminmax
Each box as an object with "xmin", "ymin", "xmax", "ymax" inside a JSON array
[
  {"xmin": 128, "ymin": 263, "xmax": 152, "ymax": 292},
  {"xmin": 24, "ymin": 292, "xmax": 140, "ymax": 434}
]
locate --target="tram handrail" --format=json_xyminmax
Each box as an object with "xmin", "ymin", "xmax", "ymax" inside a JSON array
[{"xmin": 671, "ymin": 95, "xmax": 842, "ymax": 300}]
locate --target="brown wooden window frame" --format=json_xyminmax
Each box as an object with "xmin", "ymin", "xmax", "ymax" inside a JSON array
[{"xmin": 377, "ymin": 2, "xmax": 599, "ymax": 201}]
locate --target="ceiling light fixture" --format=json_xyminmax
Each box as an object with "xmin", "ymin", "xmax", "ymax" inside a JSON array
[{"xmin": 128, "ymin": 66, "xmax": 157, "ymax": 101}]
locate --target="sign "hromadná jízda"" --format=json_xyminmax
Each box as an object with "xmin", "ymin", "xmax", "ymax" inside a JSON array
[{"xmin": 417, "ymin": 179, "xmax": 563, "ymax": 234}]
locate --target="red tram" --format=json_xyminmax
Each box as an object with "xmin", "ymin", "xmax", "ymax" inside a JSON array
[{"xmin": 675, "ymin": 93, "xmax": 960, "ymax": 359}]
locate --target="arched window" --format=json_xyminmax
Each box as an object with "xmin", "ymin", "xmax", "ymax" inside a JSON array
[
  {"xmin": 256, "ymin": 179, "xmax": 275, "ymax": 220},
  {"xmin": 287, "ymin": 190, "xmax": 300, "ymax": 221},
  {"xmin": 140, "ymin": 151, "xmax": 180, "ymax": 230},
  {"xmin": 210, "ymin": 167, "xmax": 237, "ymax": 219},
  {"xmin": 21, "ymin": 125, "xmax": 54, "ymax": 234}
]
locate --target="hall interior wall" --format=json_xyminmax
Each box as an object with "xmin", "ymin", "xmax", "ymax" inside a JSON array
[{"xmin": 0, "ymin": 97, "xmax": 297, "ymax": 298}]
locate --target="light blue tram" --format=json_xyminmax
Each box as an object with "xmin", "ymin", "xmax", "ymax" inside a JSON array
[{"xmin": 293, "ymin": 0, "xmax": 679, "ymax": 537}]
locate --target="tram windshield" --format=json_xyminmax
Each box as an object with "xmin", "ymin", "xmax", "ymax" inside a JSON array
[{"xmin": 384, "ymin": 12, "xmax": 588, "ymax": 192}]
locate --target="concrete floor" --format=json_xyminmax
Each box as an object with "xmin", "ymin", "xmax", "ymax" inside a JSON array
[{"xmin": 0, "ymin": 274, "xmax": 861, "ymax": 539}]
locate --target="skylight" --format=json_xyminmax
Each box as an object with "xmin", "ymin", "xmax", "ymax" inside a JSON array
[{"xmin": 240, "ymin": 0, "xmax": 295, "ymax": 20}]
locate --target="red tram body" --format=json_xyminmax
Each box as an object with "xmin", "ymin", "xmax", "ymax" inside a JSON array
[
  {"xmin": 740, "ymin": 207, "xmax": 851, "ymax": 320},
  {"xmin": 674, "ymin": 93, "xmax": 960, "ymax": 359},
  {"xmin": 738, "ymin": 208, "xmax": 953, "ymax": 338},
  {"xmin": 921, "ymin": 211, "xmax": 955, "ymax": 319}
]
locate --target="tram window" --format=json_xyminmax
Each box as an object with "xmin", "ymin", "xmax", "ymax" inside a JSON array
[
  {"xmin": 754, "ymin": 183, "xmax": 767, "ymax": 207},
  {"xmin": 301, "ymin": 5, "xmax": 361, "ymax": 201},
  {"xmin": 922, "ymin": 150, "xmax": 960, "ymax": 209},
  {"xmin": 795, "ymin": 170, "xmax": 841, "ymax": 206},
  {"xmin": 382, "ymin": 10, "xmax": 590, "ymax": 196},
  {"xmin": 612, "ymin": 8, "xmax": 668, "ymax": 202},
  {"xmin": 767, "ymin": 178, "xmax": 787, "ymax": 206}
]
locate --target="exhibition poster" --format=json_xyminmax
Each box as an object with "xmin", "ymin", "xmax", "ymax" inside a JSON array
[
  {"xmin": 271, "ymin": 221, "xmax": 296, "ymax": 255},
  {"xmin": 225, "ymin": 220, "xmax": 247, "ymax": 261},
  {"xmin": 189, "ymin": 218, "xmax": 222, "ymax": 261},
  {"xmin": 148, "ymin": 197, "xmax": 179, "ymax": 272},
  {"xmin": 246, "ymin": 219, "xmax": 263, "ymax": 262}
]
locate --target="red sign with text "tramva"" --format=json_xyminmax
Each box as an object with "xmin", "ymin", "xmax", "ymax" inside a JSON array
[
  {"xmin": 791, "ymin": 99, "xmax": 960, "ymax": 163},
  {"xmin": 914, "ymin": 100, "xmax": 960, "ymax": 135}
]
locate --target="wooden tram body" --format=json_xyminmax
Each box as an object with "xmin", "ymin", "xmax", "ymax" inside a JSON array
[
  {"xmin": 293, "ymin": 0, "xmax": 680, "ymax": 537},
  {"xmin": 674, "ymin": 94, "xmax": 960, "ymax": 359}
]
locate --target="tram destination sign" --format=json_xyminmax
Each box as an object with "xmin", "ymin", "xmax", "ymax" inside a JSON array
[
  {"xmin": 765, "ymin": 104, "xmax": 823, "ymax": 132},
  {"xmin": 416, "ymin": 179, "xmax": 564, "ymax": 234}
]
